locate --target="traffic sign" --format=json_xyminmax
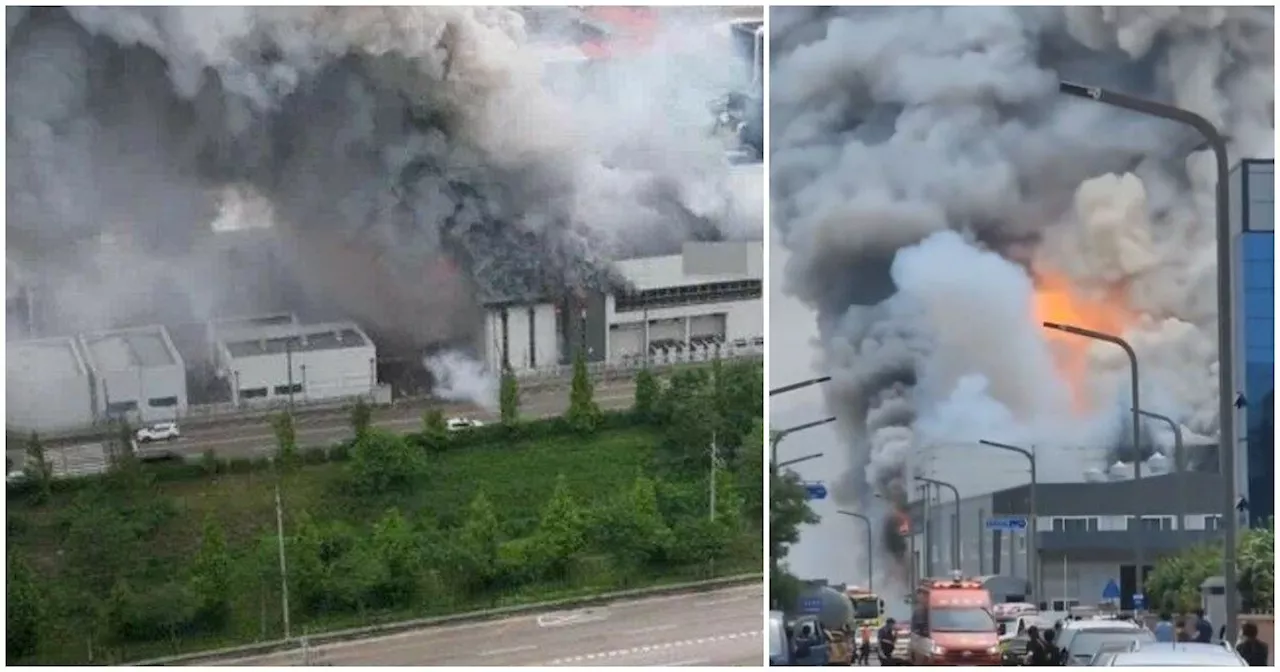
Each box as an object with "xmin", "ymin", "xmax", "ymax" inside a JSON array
[
  {"xmin": 985, "ymin": 516, "xmax": 1028, "ymax": 532},
  {"xmin": 805, "ymin": 482, "xmax": 828, "ymax": 501},
  {"xmin": 1133, "ymin": 593, "xmax": 1145, "ymax": 610},
  {"xmin": 1102, "ymin": 579, "xmax": 1120, "ymax": 601},
  {"xmin": 801, "ymin": 597, "xmax": 823, "ymax": 614}
]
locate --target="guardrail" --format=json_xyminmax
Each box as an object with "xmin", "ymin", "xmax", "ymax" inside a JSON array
[
  {"xmin": 11, "ymin": 347, "xmax": 762, "ymax": 445},
  {"xmin": 127, "ymin": 572, "xmax": 762, "ymax": 666}
]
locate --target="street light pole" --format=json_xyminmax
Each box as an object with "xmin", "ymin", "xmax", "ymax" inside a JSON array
[
  {"xmin": 979, "ymin": 440, "xmax": 1039, "ymax": 604},
  {"xmin": 770, "ymin": 376, "xmax": 832, "ymax": 397},
  {"xmin": 1057, "ymin": 80, "xmax": 1237, "ymax": 642},
  {"xmin": 770, "ymin": 416, "xmax": 837, "ymax": 473},
  {"xmin": 1043, "ymin": 321, "xmax": 1145, "ymax": 588},
  {"xmin": 917, "ymin": 476, "xmax": 961, "ymax": 572},
  {"xmin": 1134, "ymin": 408, "xmax": 1187, "ymax": 532},
  {"xmin": 838, "ymin": 510, "xmax": 875, "ymax": 592}
]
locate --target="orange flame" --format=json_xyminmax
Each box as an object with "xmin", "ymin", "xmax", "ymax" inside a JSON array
[{"xmin": 1032, "ymin": 270, "xmax": 1135, "ymax": 413}]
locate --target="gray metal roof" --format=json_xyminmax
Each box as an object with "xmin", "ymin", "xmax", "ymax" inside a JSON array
[
  {"xmin": 80, "ymin": 326, "xmax": 178, "ymax": 370},
  {"xmin": 221, "ymin": 322, "xmax": 371, "ymax": 359},
  {"xmin": 7, "ymin": 336, "xmax": 85, "ymax": 379}
]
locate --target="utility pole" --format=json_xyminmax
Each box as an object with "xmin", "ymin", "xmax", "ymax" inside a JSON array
[
  {"xmin": 709, "ymin": 431, "xmax": 718, "ymax": 521},
  {"xmin": 275, "ymin": 479, "xmax": 291, "ymax": 641}
]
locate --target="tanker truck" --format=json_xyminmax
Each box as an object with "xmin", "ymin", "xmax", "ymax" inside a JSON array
[{"xmin": 791, "ymin": 581, "xmax": 858, "ymax": 666}]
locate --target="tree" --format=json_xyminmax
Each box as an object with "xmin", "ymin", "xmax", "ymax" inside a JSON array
[
  {"xmin": 655, "ymin": 369, "xmax": 715, "ymax": 470},
  {"xmin": 420, "ymin": 409, "xmax": 450, "ymax": 451},
  {"xmin": 271, "ymin": 412, "xmax": 298, "ymax": 465},
  {"xmin": 633, "ymin": 367, "xmax": 659, "ymax": 422},
  {"xmin": 1237, "ymin": 521, "xmax": 1274, "ymax": 613},
  {"xmin": 1144, "ymin": 542, "xmax": 1219, "ymax": 613},
  {"xmin": 455, "ymin": 491, "xmax": 502, "ymax": 591},
  {"xmin": 770, "ymin": 470, "xmax": 819, "ymax": 607},
  {"xmin": 189, "ymin": 516, "xmax": 233, "ymax": 628},
  {"xmin": 592, "ymin": 475, "xmax": 672, "ymax": 573},
  {"xmin": 23, "ymin": 431, "xmax": 52, "ymax": 501},
  {"xmin": 500, "ymin": 370, "xmax": 521, "ymax": 426},
  {"xmin": 738, "ymin": 420, "xmax": 765, "ymax": 521},
  {"xmin": 565, "ymin": 351, "xmax": 602, "ymax": 433},
  {"xmin": 351, "ymin": 398, "xmax": 373, "ymax": 439},
  {"xmin": 348, "ymin": 429, "xmax": 427, "ymax": 494},
  {"xmin": 369, "ymin": 508, "xmax": 425, "ymax": 607},
  {"xmin": 533, "ymin": 475, "xmax": 586, "ymax": 576},
  {"xmin": 7, "ymin": 551, "xmax": 43, "ymax": 659}
]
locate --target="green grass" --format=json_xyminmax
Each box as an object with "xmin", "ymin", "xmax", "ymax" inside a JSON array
[{"xmin": 7, "ymin": 426, "xmax": 760, "ymax": 665}]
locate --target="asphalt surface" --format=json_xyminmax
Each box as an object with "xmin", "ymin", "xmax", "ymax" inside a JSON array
[
  {"xmin": 7, "ymin": 381, "xmax": 638, "ymax": 466},
  {"xmin": 207, "ymin": 584, "xmax": 763, "ymax": 666}
]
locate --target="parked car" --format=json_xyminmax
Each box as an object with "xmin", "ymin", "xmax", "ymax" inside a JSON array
[
  {"xmin": 1102, "ymin": 642, "xmax": 1248, "ymax": 666},
  {"xmin": 135, "ymin": 422, "xmax": 181, "ymax": 442},
  {"xmin": 445, "ymin": 417, "xmax": 484, "ymax": 432}
]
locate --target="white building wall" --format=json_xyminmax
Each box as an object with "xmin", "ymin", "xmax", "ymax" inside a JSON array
[
  {"xmin": 604, "ymin": 296, "xmax": 763, "ymax": 347},
  {"xmin": 96, "ymin": 364, "xmax": 188, "ymax": 423},
  {"xmin": 6, "ymin": 341, "xmax": 95, "ymax": 433},
  {"xmin": 480, "ymin": 303, "xmax": 559, "ymax": 374},
  {"xmin": 229, "ymin": 344, "xmax": 376, "ymax": 403},
  {"xmin": 1038, "ymin": 558, "xmax": 1116, "ymax": 607}
]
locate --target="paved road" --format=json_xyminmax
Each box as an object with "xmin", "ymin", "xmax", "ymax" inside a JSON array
[
  {"xmin": 7, "ymin": 381, "xmax": 639, "ymax": 466},
  {"xmin": 207, "ymin": 584, "xmax": 762, "ymax": 666}
]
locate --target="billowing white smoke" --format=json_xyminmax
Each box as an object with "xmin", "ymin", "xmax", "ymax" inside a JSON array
[
  {"xmin": 771, "ymin": 5, "xmax": 1272, "ymax": 572},
  {"xmin": 7, "ymin": 7, "xmax": 759, "ymax": 348},
  {"xmin": 424, "ymin": 351, "xmax": 498, "ymax": 412}
]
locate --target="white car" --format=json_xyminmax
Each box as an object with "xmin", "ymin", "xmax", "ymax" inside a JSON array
[
  {"xmin": 445, "ymin": 417, "xmax": 484, "ymax": 432},
  {"xmin": 6, "ymin": 470, "xmax": 26, "ymax": 484},
  {"xmin": 135, "ymin": 422, "xmax": 181, "ymax": 442}
]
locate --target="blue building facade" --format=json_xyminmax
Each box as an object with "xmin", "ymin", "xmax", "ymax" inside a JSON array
[{"xmin": 1230, "ymin": 159, "xmax": 1274, "ymax": 526}]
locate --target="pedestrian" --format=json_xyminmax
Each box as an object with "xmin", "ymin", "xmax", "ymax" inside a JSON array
[
  {"xmin": 1153, "ymin": 612, "xmax": 1176, "ymax": 643},
  {"xmin": 1193, "ymin": 609, "xmax": 1213, "ymax": 643},
  {"xmin": 1236, "ymin": 622, "xmax": 1270, "ymax": 666},
  {"xmin": 1024, "ymin": 626, "xmax": 1051, "ymax": 666},
  {"xmin": 858, "ymin": 624, "xmax": 872, "ymax": 665},
  {"xmin": 877, "ymin": 618, "xmax": 897, "ymax": 664}
]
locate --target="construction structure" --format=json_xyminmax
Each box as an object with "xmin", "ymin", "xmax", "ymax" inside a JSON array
[
  {"xmin": 6, "ymin": 335, "xmax": 96, "ymax": 433},
  {"xmin": 79, "ymin": 325, "xmax": 188, "ymax": 424},
  {"xmin": 213, "ymin": 319, "xmax": 378, "ymax": 406}
]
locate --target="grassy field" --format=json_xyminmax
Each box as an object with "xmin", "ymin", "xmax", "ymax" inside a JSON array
[{"xmin": 7, "ymin": 425, "xmax": 761, "ymax": 664}]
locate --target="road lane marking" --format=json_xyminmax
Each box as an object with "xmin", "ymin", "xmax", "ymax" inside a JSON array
[
  {"xmin": 694, "ymin": 595, "xmax": 751, "ymax": 607},
  {"xmin": 546, "ymin": 630, "xmax": 760, "ymax": 665},
  {"xmin": 480, "ymin": 644, "xmax": 538, "ymax": 657},
  {"xmin": 626, "ymin": 624, "xmax": 677, "ymax": 635},
  {"xmin": 666, "ymin": 659, "xmax": 709, "ymax": 666},
  {"xmin": 537, "ymin": 609, "xmax": 609, "ymax": 628}
]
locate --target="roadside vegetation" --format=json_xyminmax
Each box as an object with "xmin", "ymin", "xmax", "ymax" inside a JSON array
[
  {"xmin": 6, "ymin": 355, "xmax": 763, "ymax": 665},
  {"xmin": 1144, "ymin": 520, "xmax": 1273, "ymax": 615}
]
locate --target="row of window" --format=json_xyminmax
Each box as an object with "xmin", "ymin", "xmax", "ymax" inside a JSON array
[
  {"xmin": 614, "ymin": 280, "xmax": 762, "ymax": 313},
  {"xmin": 1045, "ymin": 515, "xmax": 1223, "ymax": 533}
]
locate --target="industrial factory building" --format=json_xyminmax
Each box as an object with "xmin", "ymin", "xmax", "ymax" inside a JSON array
[
  {"xmin": 6, "ymin": 336, "xmax": 96, "ymax": 433},
  {"xmin": 79, "ymin": 325, "xmax": 189, "ymax": 424},
  {"xmin": 901, "ymin": 471, "xmax": 1229, "ymax": 613},
  {"xmin": 477, "ymin": 240, "xmax": 763, "ymax": 375},
  {"xmin": 212, "ymin": 317, "xmax": 378, "ymax": 406}
]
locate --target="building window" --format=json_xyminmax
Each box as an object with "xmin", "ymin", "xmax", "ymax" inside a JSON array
[
  {"xmin": 148, "ymin": 396, "xmax": 178, "ymax": 408},
  {"xmin": 1131, "ymin": 516, "xmax": 1174, "ymax": 532},
  {"xmin": 614, "ymin": 279, "xmax": 763, "ymax": 313},
  {"xmin": 1051, "ymin": 517, "xmax": 1099, "ymax": 533},
  {"xmin": 1205, "ymin": 515, "xmax": 1223, "ymax": 531},
  {"xmin": 274, "ymin": 384, "xmax": 303, "ymax": 396},
  {"xmin": 241, "ymin": 388, "xmax": 268, "ymax": 399}
]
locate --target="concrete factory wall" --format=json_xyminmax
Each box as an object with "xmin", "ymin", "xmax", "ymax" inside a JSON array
[
  {"xmin": 219, "ymin": 321, "xmax": 376, "ymax": 405},
  {"xmin": 604, "ymin": 296, "xmax": 763, "ymax": 360},
  {"xmin": 481, "ymin": 303, "xmax": 559, "ymax": 374},
  {"xmin": 6, "ymin": 336, "xmax": 95, "ymax": 433},
  {"xmin": 79, "ymin": 325, "xmax": 188, "ymax": 424}
]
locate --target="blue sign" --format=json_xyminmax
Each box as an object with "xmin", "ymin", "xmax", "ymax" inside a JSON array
[
  {"xmin": 985, "ymin": 516, "xmax": 1028, "ymax": 531},
  {"xmin": 1102, "ymin": 579, "xmax": 1121, "ymax": 601},
  {"xmin": 805, "ymin": 482, "xmax": 828, "ymax": 501},
  {"xmin": 801, "ymin": 597, "xmax": 823, "ymax": 614},
  {"xmin": 1133, "ymin": 593, "xmax": 1145, "ymax": 610}
]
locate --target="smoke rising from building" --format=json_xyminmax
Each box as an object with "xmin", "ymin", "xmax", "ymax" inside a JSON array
[
  {"xmin": 7, "ymin": 6, "xmax": 759, "ymax": 357},
  {"xmin": 770, "ymin": 7, "xmax": 1272, "ymax": 580}
]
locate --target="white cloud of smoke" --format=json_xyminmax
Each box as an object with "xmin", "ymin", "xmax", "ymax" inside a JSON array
[
  {"xmin": 7, "ymin": 7, "xmax": 760, "ymax": 360},
  {"xmin": 424, "ymin": 350, "xmax": 497, "ymax": 412},
  {"xmin": 770, "ymin": 5, "xmax": 1272, "ymax": 576}
]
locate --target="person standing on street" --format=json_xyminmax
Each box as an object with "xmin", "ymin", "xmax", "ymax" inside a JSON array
[
  {"xmin": 877, "ymin": 618, "xmax": 897, "ymax": 664},
  {"xmin": 1153, "ymin": 612, "xmax": 1176, "ymax": 643},
  {"xmin": 858, "ymin": 624, "xmax": 872, "ymax": 665},
  {"xmin": 1236, "ymin": 622, "xmax": 1270, "ymax": 666},
  {"xmin": 1193, "ymin": 609, "xmax": 1214, "ymax": 643}
]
